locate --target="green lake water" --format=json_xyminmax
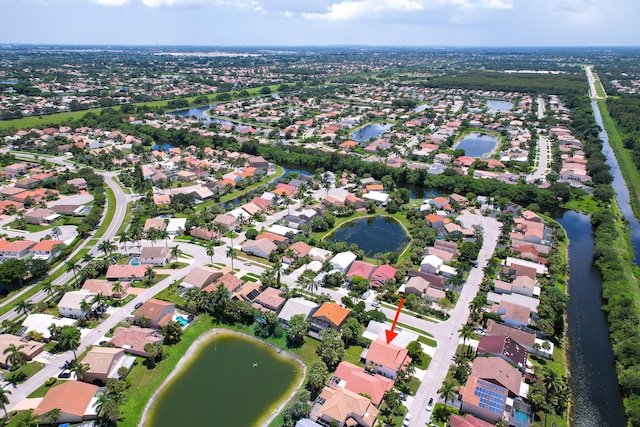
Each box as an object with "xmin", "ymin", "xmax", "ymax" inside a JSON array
[{"xmin": 145, "ymin": 333, "xmax": 301, "ymax": 427}]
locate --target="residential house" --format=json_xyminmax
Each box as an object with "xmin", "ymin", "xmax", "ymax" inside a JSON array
[
  {"xmin": 33, "ymin": 381, "xmax": 99, "ymax": 424},
  {"xmin": 166, "ymin": 218, "xmax": 187, "ymax": 235},
  {"xmin": 346, "ymin": 260, "xmax": 377, "ymax": 282},
  {"xmin": 460, "ymin": 376, "xmax": 508, "ymax": 424},
  {"xmin": 420, "ymin": 254, "xmax": 443, "ymax": 275},
  {"xmin": 0, "ymin": 200, "xmax": 24, "ymax": 214},
  {"xmin": 370, "ymin": 265, "xmax": 396, "ymax": 288},
  {"xmin": 332, "ymin": 361, "xmax": 394, "ymax": 406},
  {"xmin": 133, "ymin": 299, "xmax": 175, "ymax": 329},
  {"xmin": 204, "ymin": 273, "xmax": 244, "ymax": 294},
  {"xmin": 140, "ymin": 246, "xmax": 172, "ymax": 266},
  {"xmin": 29, "ymin": 239, "xmax": 63, "ymax": 261},
  {"xmin": 153, "ymin": 194, "xmax": 171, "ymax": 206},
  {"xmin": 407, "ymin": 270, "xmax": 446, "ymax": 290},
  {"xmin": 470, "ymin": 357, "xmax": 523, "ymax": 398},
  {"xmin": 278, "ymin": 298, "xmax": 319, "ymax": 330},
  {"xmin": 404, "ymin": 276, "xmax": 446, "ymax": 302},
  {"xmin": 82, "ymin": 278, "xmax": 129, "ymax": 299},
  {"xmin": 253, "ymin": 287, "xmax": 286, "ymax": 313},
  {"xmin": 477, "ymin": 335, "xmax": 528, "ymax": 371},
  {"xmin": 450, "ymin": 193, "xmax": 469, "ymax": 208},
  {"xmin": 242, "ymin": 238, "xmax": 277, "ymax": 259},
  {"xmin": 214, "ymin": 213, "xmax": 240, "ymax": 231},
  {"xmin": 81, "ymin": 347, "xmax": 134, "ymax": 385},
  {"xmin": 491, "ymin": 301, "xmax": 531, "ymax": 328},
  {"xmin": 310, "ymin": 386, "xmax": 378, "ymax": 427},
  {"xmin": 176, "ymin": 170, "xmax": 198, "ymax": 182},
  {"xmin": 25, "ymin": 208, "xmax": 59, "ymax": 225},
  {"xmin": 309, "ymin": 247, "xmax": 333, "ymax": 262},
  {"xmin": 67, "ymin": 178, "xmax": 88, "ymax": 190},
  {"xmin": 426, "ymin": 247, "xmax": 455, "ymax": 265},
  {"xmin": 330, "ymin": 251, "xmax": 357, "ymax": 274},
  {"xmin": 110, "ymin": 326, "xmax": 163, "ymax": 357},
  {"xmin": 58, "ymin": 290, "xmax": 96, "ymax": 319},
  {"xmin": 363, "ymin": 339, "xmax": 412, "ymax": 380},
  {"xmin": 0, "ymin": 239, "xmax": 35, "ymax": 261},
  {"xmin": 106, "ymin": 265, "xmax": 147, "ymax": 281},
  {"xmin": 181, "ymin": 266, "xmax": 224, "ymax": 290},
  {"xmin": 0, "ymin": 334, "xmax": 44, "ymax": 368},
  {"xmin": 143, "ymin": 217, "xmax": 166, "ymax": 232},
  {"xmin": 310, "ymin": 302, "xmax": 351, "ymax": 335},
  {"xmin": 485, "ymin": 320, "xmax": 538, "ymax": 355},
  {"xmin": 345, "ymin": 194, "xmax": 367, "ymax": 210}
]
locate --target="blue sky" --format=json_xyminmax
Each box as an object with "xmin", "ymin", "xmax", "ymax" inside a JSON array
[{"xmin": 0, "ymin": 0, "xmax": 637, "ymax": 46}]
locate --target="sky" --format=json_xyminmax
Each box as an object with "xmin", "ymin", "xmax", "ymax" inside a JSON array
[{"xmin": 0, "ymin": 0, "xmax": 638, "ymax": 47}]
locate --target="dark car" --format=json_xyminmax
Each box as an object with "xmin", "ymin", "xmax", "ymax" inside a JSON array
[
  {"xmin": 134, "ymin": 302, "xmax": 143, "ymax": 309},
  {"xmin": 427, "ymin": 397, "xmax": 434, "ymax": 411},
  {"xmin": 58, "ymin": 370, "xmax": 71, "ymax": 379}
]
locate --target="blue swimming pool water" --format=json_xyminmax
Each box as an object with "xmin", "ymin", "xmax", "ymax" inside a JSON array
[
  {"xmin": 130, "ymin": 259, "xmax": 140, "ymax": 266},
  {"xmin": 513, "ymin": 410, "xmax": 529, "ymax": 422},
  {"xmin": 176, "ymin": 316, "xmax": 188, "ymax": 326}
]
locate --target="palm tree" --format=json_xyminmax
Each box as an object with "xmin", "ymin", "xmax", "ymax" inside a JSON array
[
  {"xmin": 15, "ymin": 299, "xmax": 33, "ymax": 316},
  {"xmin": 226, "ymin": 246, "xmax": 237, "ymax": 269},
  {"xmin": 65, "ymin": 260, "xmax": 80, "ymax": 282},
  {"xmin": 144, "ymin": 266, "xmax": 156, "ymax": 283},
  {"xmin": 297, "ymin": 275, "xmax": 317, "ymax": 294},
  {"xmin": 16, "ymin": 410, "xmax": 38, "ymax": 427},
  {"xmin": 458, "ymin": 324, "xmax": 474, "ymax": 357},
  {"xmin": 82, "ymin": 253, "xmax": 94, "ymax": 264},
  {"xmin": 468, "ymin": 296, "xmax": 484, "ymax": 323},
  {"xmin": 272, "ymin": 260, "xmax": 283, "ymax": 287},
  {"xmin": 112, "ymin": 281, "xmax": 124, "ymax": 298},
  {"xmin": 44, "ymin": 407, "xmax": 61, "ymax": 425},
  {"xmin": 97, "ymin": 240, "xmax": 117, "ymax": 257},
  {"xmin": 51, "ymin": 226, "xmax": 61, "ymax": 240},
  {"xmin": 206, "ymin": 241, "xmax": 215, "ymax": 264},
  {"xmin": 159, "ymin": 229, "xmax": 169, "ymax": 247},
  {"xmin": 438, "ymin": 380, "xmax": 457, "ymax": 408},
  {"xmin": 145, "ymin": 227, "xmax": 158, "ymax": 247},
  {"xmin": 42, "ymin": 280, "xmax": 55, "ymax": 298},
  {"xmin": 118, "ymin": 230, "xmax": 129, "ymax": 253},
  {"xmin": 3, "ymin": 343, "xmax": 28, "ymax": 375},
  {"xmin": 170, "ymin": 245, "xmax": 180, "ymax": 261},
  {"xmin": 59, "ymin": 326, "xmax": 81, "ymax": 359},
  {"xmin": 68, "ymin": 359, "xmax": 90, "ymax": 380},
  {"xmin": 0, "ymin": 387, "xmax": 11, "ymax": 421},
  {"xmin": 79, "ymin": 299, "xmax": 92, "ymax": 318}
]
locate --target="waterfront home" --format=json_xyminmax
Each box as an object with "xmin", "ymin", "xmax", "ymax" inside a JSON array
[
  {"xmin": 181, "ymin": 266, "xmax": 224, "ymax": 290},
  {"xmin": 310, "ymin": 386, "xmax": 378, "ymax": 427},
  {"xmin": 449, "ymin": 414, "xmax": 495, "ymax": 427},
  {"xmin": 477, "ymin": 335, "xmax": 528, "ymax": 372},
  {"xmin": 279, "ymin": 298, "xmax": 319, "ymax": 330},
  {"xmin": 253, "ymin": 287, "xmax": 286, "ymax": 313},
  {"xmin": 133, "ymin": 299, "xmax": 175, "ymax": 329},
  {"xmin": 331, "ymin": 361, "xmax": 394, "ymax": 406},
  {"xmin": 330, "ymin": 251, "xmax": 357, "ymax": 274},
  {"xmin": 370, "ymin": 264, "xmax": 396, "ymax": 288},
  {"xmin": 310, "ymin": 302, "xmax": 351, "ymax": 336},
  {"xmin": 346, "ymin": 260, "xmax": 377, "ymax": 282},
  {"xmin": 33, "ymin": 381, "xmax": 99, "ymax": 424},
  {"xmin": 459, "ymin": 376, "xmax": 508, "ymax": 425},
  {"xmin": 110, "ymin": 326, "xmax": 163, "ymax": 357},
  {"xmin": 470, "ymin": 357, "xmax": 524, "ymax": 398}
]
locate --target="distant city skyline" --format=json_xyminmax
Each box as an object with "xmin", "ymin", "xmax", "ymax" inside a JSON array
[{"xmin": 0, "ymin": 0, "xmax": 638, "ymax": 47}]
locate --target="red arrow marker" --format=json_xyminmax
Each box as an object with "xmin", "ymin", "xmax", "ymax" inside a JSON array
[{"xmin": 385, "ymin": 298, "xmax": 405, "ymax": 344}]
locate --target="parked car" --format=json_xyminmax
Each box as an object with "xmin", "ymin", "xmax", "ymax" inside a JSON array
[
  {"xmin": 403, "ymin": 413, "xmax": 411, "ymax": 427},
  {"xmin": 400, "ymin": 392, "xmax": 408, "ymax": 401},
  {"xmin": 372, "ymin": 301, "xmax": 381, "ymax": 308},
  {"xmin": 244, "ymin": 261, "xmax": 252, "ymax": 266},
  {"xmin": 58, "ymin": 369, "xmax": 71, "ymax": 379},
  {"xmin": 426, "ymin": 397, "xmax": 434, "ymax": 411},
  {"xmin": 134, "ymin": 302, "xmax": 143, "ymax": 309}
]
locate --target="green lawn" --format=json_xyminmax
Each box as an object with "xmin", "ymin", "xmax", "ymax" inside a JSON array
[
  {"xmin": 154, "ymin": 287, "xmax": 186, "ymax": 306},
  {"xmin": 343, "ymin": 345, "xmax": 365, "ymax": 366},
  {"xmin": 27, "ymin": 378, "xmax": 60, "ymax": 398},
  {"xmin": 3, "ymin": 361, "xmax": 45, "ymax": 385},
  {"xmin": 116, "ymin": 201, "xmax": 133, "ymax": 236},
  {"xmin": 94, "ymin": 186, "xmax": 117, "ymax": 240}
]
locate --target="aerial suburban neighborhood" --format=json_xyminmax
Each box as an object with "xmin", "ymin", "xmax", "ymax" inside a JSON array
[{"xmin": 0, "ymin": 42, "xmax": 637, "ymax": 427}]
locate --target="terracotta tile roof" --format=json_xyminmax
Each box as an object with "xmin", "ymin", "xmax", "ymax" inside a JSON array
[
  {"xmin": 471, "ymin": 356, "xmax": 522, "ymax": 396},
  {"xmin": 365, "ymin": 340, "xmax": 411, "ymax": 372},
  {"xmin": 313, "ymin": 302, "xmax": 350, "ymax": 329},
  {"xmin": 346, "ymin": 260, "xmax": 377, "ymax": 280},
  {"xmin": 29, "ymin": 240, "xmax": 63, "ymax": 252},
  {"xmin": 450, "ymin": 414, "xmax": 495, "ymax": 427},
  {"xmin": 34, "ymin": 381, "xmax": 98, "ymax": 419},
  {"xmin": 133, "ymin": 298, "xmax": 174, "ymax": 323},
  {"xmin": 316, "ymin": 386, "xmax": 378, "ymax": 427},
  {"xmin": 334, "ymin": 361, "xmax": 394, "ymax": 406}
]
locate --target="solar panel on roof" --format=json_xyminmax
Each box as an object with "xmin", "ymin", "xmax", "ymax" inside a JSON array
[{"xmin": 474, "ymin": 379, "xmax": 507, "ymax": 415}]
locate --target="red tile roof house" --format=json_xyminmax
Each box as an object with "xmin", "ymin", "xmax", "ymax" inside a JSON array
[
  {"xmin": 345, "ymin": 194, "xmax": 368, "ymax": 210},
  {"xmin": 106, "ymin": 265, "xmax": 147, "ymax": 281},
  {"xmin": 110, "ymin": 325, "xmax": 163, "ymax": 357},
  {"xmin": 33, "ymin": 381, "xmax": 99, "ymax": 424},
  {"xmin": 370, "ymin": 264, "xmax": 396, "ymax": 288},
  {"xmin": 364, "ymin": 339, "xmax": 412, "ymax": 381},
  {"xmin": 29, "ymin": 239, "xmax": 64, "ymax": 261},
  {"xmin": 82, "ymin": 278, "xmax": 129, "ymax": 299},
  {"xmin": 332, "ymin": 361, "xmax": 394, "ymax": 406},
  {"xmin": 133, "ymin": 298, "xmax": 175, "ymax": 329},
  {"xmin": 0, "ymin": 200, "xmax": 24, "ymax": 214},
  {"xmin": 0, "ymin": 239, "xmax": 36, "ymax": 261},
  {"xmin": 477, "ymin": 335, "xmax": 528, "ymax": 372},
  {"xmin": 253, "ymin": 287, "xmax": 286, "ymax": 313},
  {"xmin": 346, "ymin": 260, "xmax": 377, "ymax": 282},
  {"xmin": 204, "ymin": 273, "xmax": 244, "ymax": 294}
]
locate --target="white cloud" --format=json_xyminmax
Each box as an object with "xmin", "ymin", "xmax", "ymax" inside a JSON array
[
  {"xmin": 303, "ymin": 0, "xmax": 423, "ymax": 20},
  {"xmin": 437, "ymin": 0, "xmax": 512, "ymax": 9},
  {"xmin": 89, "ymin": 0, "xmax": 130, "ymax": 6},
  {"xmin": 140, "ymin": 0, "xmax": 208, "ymax": 7}
]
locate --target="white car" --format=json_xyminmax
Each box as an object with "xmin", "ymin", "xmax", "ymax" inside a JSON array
[
  {"xmin": 426, "ymin": 397, "xmax": 435, "ymax": 411},
  {"xmin": 372, "ymin": 301, "xmax": 381, "ymax": 308},
  {"xmin": 403, "ymin": 413, "xmax": 411, "ymax": 427}
]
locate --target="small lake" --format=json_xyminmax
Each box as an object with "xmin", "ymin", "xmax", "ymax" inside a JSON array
[
  {"xmin": 145, "ymin": 333, "xmax": 301, "ymax": 427},
  {"xmin": 453, "ymin": 132, "xmax": 499, "ymax": 158},
  {"xmin": 170, "ymin": 107, "xmax": 252, "ymax": 132},
  {"xmin": 326, "ymin": 215, "xmax": 409, "ymax": 257},
  {"xmin": 350, "ymin": 123, "xmax": 393, "ymax": 142},
  {"xmin": 487, "ymin": 100, "xmax": 513, "ymax": 114}
]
